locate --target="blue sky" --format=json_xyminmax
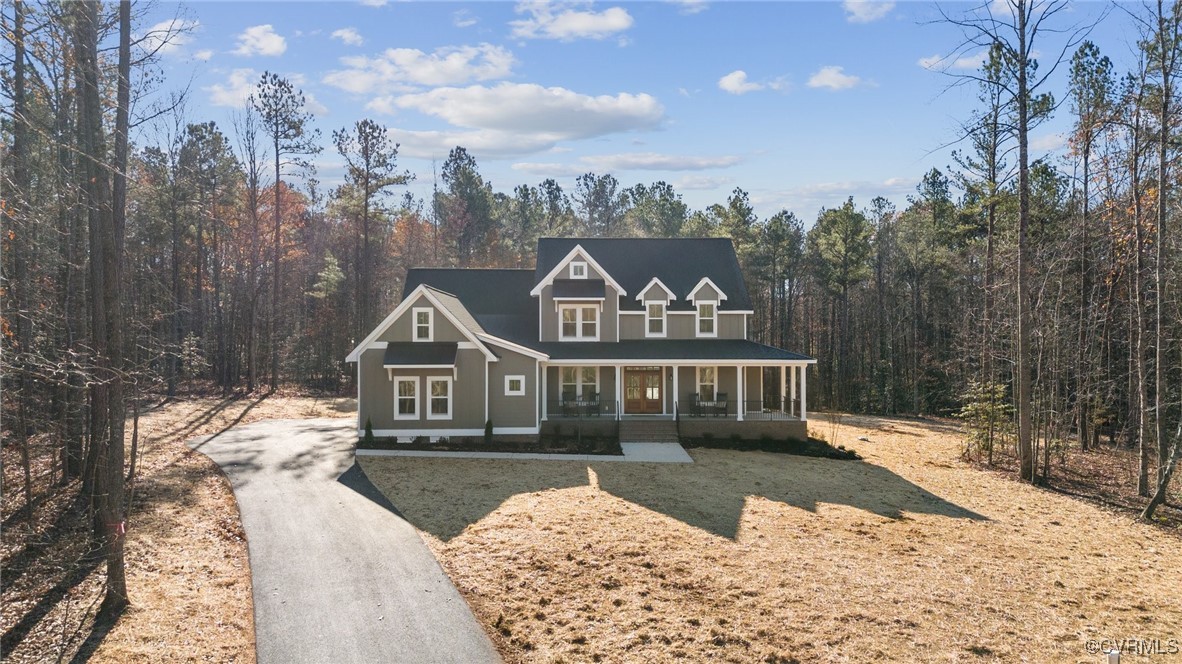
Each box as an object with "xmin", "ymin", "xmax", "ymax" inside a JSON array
[{"xmin": 139, "ymin": 1, "xmax": 1132, "ymax": 220}]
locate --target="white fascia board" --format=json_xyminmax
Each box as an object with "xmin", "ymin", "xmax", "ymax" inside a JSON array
[
  {"xmin": 477, "ymin": 334, "xmax": 550, "ymax": 361},
  {"xmin": 346, "ymin": 284, "xmax": 496, "ymax": 363},
  {"xmin": 635, "ymin": 277, "xmax": 676, "ymax": 302},
  {"xmin": 687, "ymin": 276, "xmax": 729, "ymax": 303},
  {"xmin": 529, "ymin": 244, "xmax": 627, "ymax": 297}
]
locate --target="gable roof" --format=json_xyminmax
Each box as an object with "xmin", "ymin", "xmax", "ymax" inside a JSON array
[
  {"xmin": 535, "ymin": 238, "xmax": 752, "ymax": 311},
  {"xmin": 344, "ymin": 283, "xmax": 497, "ymax": 363},
  {"xmin": 529, "ymin": 244, "xmax": 626, "ymax": 297}
]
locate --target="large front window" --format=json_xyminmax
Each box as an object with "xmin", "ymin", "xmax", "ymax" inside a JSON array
[
  {"xmin": 646, "ymin": 302, "xmax": 666, "ymax": 337},
  {"xmin": 561, "ymin": 366, "xmax": 599, "ymax": 401},
  {"xmin": 427, "ymin": 377, "xmax": 452, "ymax": 420},
  {"xmin": 395, "ymin": 378, "xmax": 418, "ymax": 419},
  {"xmin": 560, "ymin": 304, "xmax": 599, "ymax": 341},
  {"xmin": 698, "ymin": 366, "xmax": 716, "ymax": 401},
  {"xmin": 697, "ymin": 301, "xmax": 716, "ymax": 337}
]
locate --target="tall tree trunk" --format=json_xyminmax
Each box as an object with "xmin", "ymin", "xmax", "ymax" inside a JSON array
[
  {"xmin": 1016, "ymin": 0, "xmax": 1035, "ymax": 482},
  {"xmin": 1154, "ymin": 0, "xmax": 1171, "ymax": 487}
]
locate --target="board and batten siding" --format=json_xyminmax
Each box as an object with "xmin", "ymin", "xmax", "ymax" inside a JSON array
[
  {"xmin": 358, "ymin": 347, "xmax": 486, "ymax": 431},
  {"xmin": 538, "ymin": 261, "xmax": 620, "ymax": 343},
  {"xmin": 620, "ymin": 310, "xmax": 746, "ymax": 340},
  {"xmin": 376, "ymin": 293, "xmax": 467, "ymax": 344}
]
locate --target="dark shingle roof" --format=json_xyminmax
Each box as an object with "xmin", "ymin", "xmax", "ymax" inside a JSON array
[
  {"xmin": 403, "ymin": 269, "xmax": 536, "ymax": 315},
  {"xmin": 383, "ymin": 342, "xmax": 457, "ymax": 366},
  {"xmin": 531, "ymin": 340, "xmax": 811, "ymax": 362},
  {"xmin": 552, "ymin": 279, "xmax": 606, "ymax": 299},
  {"xmin": 535, "ymin": 238, "xmax": 752, "ymax": 311}
]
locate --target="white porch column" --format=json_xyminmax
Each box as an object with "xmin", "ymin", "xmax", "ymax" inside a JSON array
[
  {"xmin": 800, "ymin": 365, "xmax": 808, "ymax": 422},
  {"xmin": 615, "ymin": 365, "xmax": 623, "ymax": 417},
  {"xmin": 790, "ymin": 364, "xmax": 797, "ymax": 417},
  {"xmin": 736, "ymin": 365, "xmax": 744, "ymax": 422},
  {"xmin": 672, "ymin": 365, "xmax": 679, "ymax": 417},
  {"xmin": 541, "ymin": 363, "xmax": 548, "ymax": 421},
  {"xmin": 780, "ymin": 365, "xmax": 787, "ymax": 413}
]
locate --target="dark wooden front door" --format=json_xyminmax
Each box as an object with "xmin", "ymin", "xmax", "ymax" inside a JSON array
[{"xmin": 624, "ymin": 368, "xmax": 662, "ymax": 414}]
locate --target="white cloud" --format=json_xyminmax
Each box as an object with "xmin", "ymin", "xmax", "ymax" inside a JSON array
[
  {"xmin": 1030, "ymin": 133, "xmax": 1066, "ymax": 152},
  {"xmin": 918, "ymin": 50, "xmax": 987, "ymax": 71},
  {"xmin": 453, "ymin": 9, "xmax": 478, "ymax": 27},
  {"xmin": 807, "ymin": 65, "xmax": 862, "ymax": 90},
  {"xmin": 717, "ymin": 70, "xmax": 788, "ymax": 95},
  {"xmin": 206, "ymin": 68, "xmax": 258, "ymax": 108},
  {"xmin": 675, "ymin": 175, "xmax": 733, "ymax": 191},
  {"xmin": 754, "ymin": 176, "xmax": 918, "ymax": 217},
  {"xmin": 718, "ymin": 70, "xmax": 763, "ymax": 95},
  {"xmin": 671, "ymin": 0, "xmax": 709, "ymax": 14},
  {"xmin": 371, "ymin": 83, "xmax": 665, "ymax": 159},
  {"xmin": 842, "ymin": 0, "xmax": 895, "ymax": 23},
  {"xmin": 194, "ymin": 49, "xmax": 214, "ymax": 61},
  {"xmin": 512, "ymin": 152, "xmax": 740, "ymax": 175},
  {"xmin": 139, "ymin": 18, "xmax": 199, "ymax": 56},
  {"xmin": 359, "ymin": 0, "xmax": 388, "ymax": 6},
  {"xmin": 233, "ymin": 24, "xmax": 287, "ymax": 57},
  {"xmin": 323, "ymin": 43, "xmax": 515, "ymax": 94},
  {"xmin": 331, "ymin": 28, "xmax": 364, "ymax": 46},
  {"xmin": 510, "ymin": 3, "xmax": 634, "ymax": 41}
]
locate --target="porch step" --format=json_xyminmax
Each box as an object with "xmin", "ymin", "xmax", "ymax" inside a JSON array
[{"xmin": 619, "ymin": 420, "xmax": 680, "ymax": 443}]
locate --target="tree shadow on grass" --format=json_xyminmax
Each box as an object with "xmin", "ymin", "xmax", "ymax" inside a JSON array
[
  {"xmin": 358, "ymin": 451, "xmax": 986, "ymax": 543},
  {"xmin": 355, "ymin": 457, "xmax": 592, "ymax": 541},
  {"xmin": 66, "ymin": 603, "xmax": 125, "ymax": 664},
  {"xmin": 594, "ymin": 451, "xmax": 987, "ymax": 540}
]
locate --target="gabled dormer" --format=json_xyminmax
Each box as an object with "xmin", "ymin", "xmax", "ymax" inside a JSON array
[
  {"xmin": 636, "ymin": 277, "xmax": 676, "ymax": 338},
  {"xmin": 530, "ymin": 244, "xmax": 625, "ymax": 343},
  {"xmin": 688, "ymin": 277, "xmax": 728, "ymax": 338}
]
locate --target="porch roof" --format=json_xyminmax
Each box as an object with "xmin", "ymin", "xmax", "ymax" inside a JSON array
[
  {"xmin": 533, "ymin": 339, "xmax": 812, "ymax": 362},
  {"xmin": 383, "ymin": 342, "xmax": 458, "ymax": 367}
]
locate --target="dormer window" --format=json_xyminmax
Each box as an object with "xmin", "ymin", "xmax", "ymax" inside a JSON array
[
  {"xmin": 413, "ymin": 307, "xmax": 433, "ymax": 342},
  {"xmin": 646, "ymin": 302, "xmax": 666, "ymax": 337},
  {"xmin": 570, "ymin": 261, "xmax": 588, "ymax": 279},
  {"xmin": 697, "ymin": 301, "xmax": 717, "ymax": 337},
  {"xmin": 560, "ymin": 304, "xmax": 599, "ymax": 341}
]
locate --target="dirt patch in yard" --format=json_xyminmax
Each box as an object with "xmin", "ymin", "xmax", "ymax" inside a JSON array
[
  {"xmin": 361, "ymin": 414, "xmax": 1182, "ymax": 663},
  {"xmin": 1, "ymin": 392, "xmax": 353, "ymax": 663}
]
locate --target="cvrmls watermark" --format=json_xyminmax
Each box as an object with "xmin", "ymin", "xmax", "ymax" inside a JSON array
[{"xmin": 1084, "ymin": 638, "xmax": 1180, "ymax": 656}]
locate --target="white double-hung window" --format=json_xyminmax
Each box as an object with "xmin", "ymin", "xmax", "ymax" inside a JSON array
[
  {"xmin": 395, "ymin": 378, "xmax": 418, "ymax": 420},
  {"xmin": 413, "ymin": 307, "xmax": 433, "ymax": 341},
  {"xmin": 561, "ymin": 367, "xmax": 599, "ymax": 401},
  {"xmin": 698, "ymin": 367, "xmax": 717, "ymax": 401},
  {"xmin": 427, "ymin": 377, "xmax": 452, "ymax": 420},
  {"xmin": 696, "ymin": 301, "xmax": 717, "ymax": 337},
  {"xmin": 559, "ymin": 304, "xmax": 599, "ymax": 341},
  {"xmin": 646, "ymin": 302, "xmax": 666, "ymax": 337}
]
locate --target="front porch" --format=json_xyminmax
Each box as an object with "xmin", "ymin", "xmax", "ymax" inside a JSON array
[{"xmin": 540, "ymin": 362, "xmax": 810, "ymax": 424}]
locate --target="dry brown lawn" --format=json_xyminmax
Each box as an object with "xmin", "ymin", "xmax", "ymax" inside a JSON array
[
  {"xmin": 1, "ymin": 392, "xmax": 353, "ymax": 663},
  {"xmin": 361, "ymin": 415, "xmax": 1182, "ymax": 664}
]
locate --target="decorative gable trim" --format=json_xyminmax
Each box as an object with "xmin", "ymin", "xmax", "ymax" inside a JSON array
[
  {"xmin": 635, "ymin": 277, "xmax": 676, "ymax": 302},
  {"xmin": 530, "ymin": 244, "xmax": 627, "ymax": 297},
  {"xmin": 345, "ymin": 284, "xmax": 496, "ymax": 363},
  {"xmin": 688, "ymin": 276, "xmax": 728, "ymax": 304}
]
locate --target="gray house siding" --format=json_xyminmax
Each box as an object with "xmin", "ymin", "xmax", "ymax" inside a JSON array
[
  {"xmin": 538, "ymin": 267, "xmax": 620, "ymax": 343},
  {"xmin": 544, "ymin": 365, "xmax": 617, "ymax": 415},
  {"xmin": 619, "ymin": 311, "xmax": 747, "ymax": 340},
  {"xmin": 358, "ymin": 347, "xmax": 486, "ymax": 432},
  {"xmin": 377, "ymin": 293, "xmax": 467, "ymax": 344},
  {"xmin": 487, "ymin": 347, "xmax": 539, "ymax": 429}
]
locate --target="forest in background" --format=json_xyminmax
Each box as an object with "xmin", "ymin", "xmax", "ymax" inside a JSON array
[{"xmin": 3, "ymin": 0, "xmax": 1182, "ymax": 616}]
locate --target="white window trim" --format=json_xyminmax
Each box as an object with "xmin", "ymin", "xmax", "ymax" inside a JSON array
[
  {"xmin": 558, "ymin": 303, "xmax": 600, "ymax": 341},
  {"xmin": 504, "ymin": 374, "xmax": 526, "ymax": 396},
  {"xmin": 696, "ymin": 301, "xmax": 718, "ymax": 338},
  {"xmin": 426, "ymin": 376, "xmax": 453, "ymax": 420},
  {"xmin": 698, "ymin": 366, "xmax": 717, "ymax": 401},
  {"xmin": 570, "ymin": 261, "xmax": 588, "ymax": 279},
  {"xmin": 412, "ymin": 307, "xmax": 433, "ymax": 342},
  {"xmin": 560, "ymin": 366, "xmax": 600, "ymax": 400},
  {"xmin": 394, "ymin": 377, "xmax": 419, "ymax": 420},
  {"xmin": 645, "ymin": 301, "xmax": 667, "ymax": 338}
]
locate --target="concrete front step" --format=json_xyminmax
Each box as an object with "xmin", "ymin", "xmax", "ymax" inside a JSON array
[{"xmin": 619, "ymin": 420, "xmax": 680, "ymax": 443}]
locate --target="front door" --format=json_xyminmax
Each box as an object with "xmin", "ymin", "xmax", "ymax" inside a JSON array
[{"xmin": 624, "ymin": 367, "xmax": 663, "ymax": 414}]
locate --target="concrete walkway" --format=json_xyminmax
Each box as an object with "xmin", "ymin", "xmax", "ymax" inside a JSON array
[
  {"xmin": 356, "ymin": 441, "xmax": 694, "ymax": 463},
  {"xmin": 189, "ymin": 418, "xmax": 500, "ymax": 664}
]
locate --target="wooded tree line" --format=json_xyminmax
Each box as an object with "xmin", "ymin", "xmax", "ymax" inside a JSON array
[{"xmin": 3, "ymin": 0, "xmax": 1181, "ymax": 619}]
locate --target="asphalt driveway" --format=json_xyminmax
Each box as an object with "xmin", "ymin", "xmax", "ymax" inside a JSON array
[{"xmin": 189, "ymin": 417, "xmax": 499, "ymax": 664}]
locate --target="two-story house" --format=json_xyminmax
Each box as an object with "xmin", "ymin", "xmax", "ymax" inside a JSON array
[{"xmin": 346, "ymin": 238, "xmax": 815, "ymax": 442}]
